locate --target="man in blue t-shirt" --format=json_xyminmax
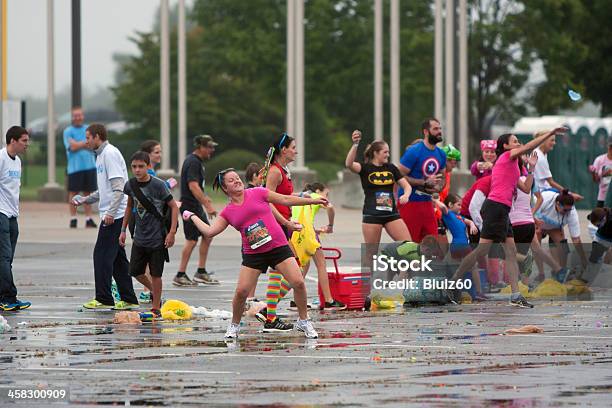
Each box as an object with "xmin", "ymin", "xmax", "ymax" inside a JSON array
[
  {"xmin": 63, "ymin": 106, "xmax": 97, "ymax": 229},
  {"xmin": 398, "ymin": 118, "xmax": 447, "ymax": 242}
]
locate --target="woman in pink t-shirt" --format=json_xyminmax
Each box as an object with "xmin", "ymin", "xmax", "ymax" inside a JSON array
[
  {"xmin": 470, "ymin": 139, "xmax": 497, "ymax": 180},
  {"xmin": 451, "ymin": 127, "xmax": 567, "ymax": 308},
  {"xmin": 182, "ymin": 169, "xmax": 327, "ymax": 340},
  {"xmin": 510, "ymin": 173, "xmax": 564, "ymax": 285}
]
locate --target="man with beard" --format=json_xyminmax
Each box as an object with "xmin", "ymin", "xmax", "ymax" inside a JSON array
[{"xmin": 397, "ymin": 118, "xmax": 447, "ymax": 242}]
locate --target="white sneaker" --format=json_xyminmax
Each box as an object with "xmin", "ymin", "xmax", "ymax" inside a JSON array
[
  {"xmin": 225, "ymin": 340, "xmax": 238, "ymax": 352},
  {"xmin": 295, "ymin": 319, "xmax": 318, "ymax": 339},
  {"xmin": 224, "ymin": 323, "xmax": 240, "ymax": 339}
]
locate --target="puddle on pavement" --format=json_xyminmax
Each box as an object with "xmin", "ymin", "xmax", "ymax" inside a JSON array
[
  {"xmin": 557, "ymin": 383, "xmax": 612, "ymax": 397},
  {"xmin": 329, "ymin": 331, "xmax": 372, "ymax": 339},
  {"xmin": 414, "ymin": 357, "xmax": 599, "ymax": 378}
]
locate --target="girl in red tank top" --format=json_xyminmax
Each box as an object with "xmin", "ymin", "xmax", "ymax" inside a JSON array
[
  {"xmin": 270, "ymin": 161, "xmax": 294, "ymax": 220},
  {"xmin": 260, "ymin": 133, "xmax": 301, "ymax": 329}
]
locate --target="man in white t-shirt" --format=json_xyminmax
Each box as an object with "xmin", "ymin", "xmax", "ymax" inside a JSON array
[
  {"xmin": 73, "ymin": 124, "xmax": 138, "ymax": 310},
  {"xmin": 533, "ymin": 131, "xmax": 583, "ymax": 200},
  {"xmin": 534, "ymin": 189, "xmax": 588, "ymax": 281},
  {"xmin": 589, "ymin": 137, "xmax": 612, "ymax": 207},
  {"xmin": 0, "ymin": 126, "xmax": 31, "ymax": 311}
]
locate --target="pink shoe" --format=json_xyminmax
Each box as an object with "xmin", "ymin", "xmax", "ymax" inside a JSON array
[{"xmin": 182, "ymin": 210, "xmax": 195, "ymax": 221}]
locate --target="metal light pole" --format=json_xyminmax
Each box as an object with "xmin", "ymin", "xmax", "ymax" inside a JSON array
[
  {"xmin": 434, "ymin": 0, "xmax": 443, "ymax": 121},
  {"xmin": 0, "ymin": 0, "xmax": 6, "ymax": 143},
  {"xmin": 286, "ymin": 0, "xmax": 295, "ymax": 140},
  {"xmin": 160, "ymin": 0, "xmax": 171, "ymax": 172},
  {"xmin": 390, "ymin": 0, "xmax": 400, "ymax": 163},
  {"xmin": 458, "ymin": 0, "xmax": 468, "ymax": 168},
  {"xmin": 374, "ymin": 0, "xmax": 383, "ymax": 141},
  {"xmin": 295, "ymin": 0, "xmax": 305, "ymax": 168},
  {"xmin": 444, "ymin": 0, "xmax": 455, "ymax": 146},
  {"xmin": 45, "ymin": 0, "xmax": 58, "ymax": 188},
  {"xmin": 71, "ymin": 0, "xmax": 81, "ymax": 108},
  {"xmin": 177, "ymin": 0, "xmax": 187, "ymax": 168}
]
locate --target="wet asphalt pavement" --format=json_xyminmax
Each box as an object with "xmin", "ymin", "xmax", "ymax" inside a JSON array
[{"xmin": 2, "ymin": 242, "xmax": 612, "ymax": 407}]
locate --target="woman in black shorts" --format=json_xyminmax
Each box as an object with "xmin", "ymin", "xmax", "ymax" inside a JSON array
[
  {"xmin": 345, "ymin": 130, "xmax": 412, "ymax": 250},
  {"xmin": 451, "ymin": 127, "xmax": 566, "ymax": 307}
]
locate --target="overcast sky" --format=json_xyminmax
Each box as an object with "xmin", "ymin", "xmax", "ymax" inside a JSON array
[{"xmin": 6, "ymin": 0, "xmax": 169, "ymax": 98}]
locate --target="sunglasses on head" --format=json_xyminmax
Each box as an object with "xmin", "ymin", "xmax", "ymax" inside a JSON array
[
  {"xmin": 216, "ymin": 168, "xmax": 236, "ymax": 185},
  {"xmin": 278, "ymin": 132, "xmax": 288, "ymax": 150}
]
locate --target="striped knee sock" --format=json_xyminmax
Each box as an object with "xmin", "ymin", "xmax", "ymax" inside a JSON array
[
  {"xmin": 265, "ymin": 272, "xmax": 282, "ymax": 323},
  {"xmin": 279, "ymin": 278, "xmax": 292, "ymax": 299}
]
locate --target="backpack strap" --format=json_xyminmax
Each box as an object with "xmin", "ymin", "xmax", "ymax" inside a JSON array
[
  {"xmin": 129, "ymin": 178, "xmax": 164, "ymax": 222},
  {"xmin": 129, "ymin": 178, "xmax": 170, "ymax": 262}
]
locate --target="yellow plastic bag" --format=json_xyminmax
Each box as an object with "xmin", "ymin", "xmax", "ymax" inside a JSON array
[
  {"xmin": 500, "ymin": 281, "xmax": 531, "ymax": 297},
  {"xmin": 371, "ymin": 294, "xmax": 401, "ymax": 309},
  {"xmin": 290, "ymin": 205, "xmax": 321, "ymax": 266},
  {"xmin": 565, "ymin": 279, "xmax": 591, "ymax": 295},
  {"xmin": 531, "ymin": 279, "xmax": 567, "ymax": 298},
  {"xmin": 160, "ymin": 299, "xmax": 193, "ymax": 320}
]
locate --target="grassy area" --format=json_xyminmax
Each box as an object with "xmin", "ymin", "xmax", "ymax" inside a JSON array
[
  {"xmin": 19, "ymin": 163, "xmax": 341, "ymax": 203},
  {"xmin": 19, "ymin": 164, "xmax": 230, "ymax": 203},
  {"xmin": 307, "ymin": 161, "xmax": 343, "ymax": 184},
  {"xmin": 21, "ymin": 165, "xmax": 66, "ymax": 201}
]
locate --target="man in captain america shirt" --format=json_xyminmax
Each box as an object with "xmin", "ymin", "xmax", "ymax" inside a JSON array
[{"xmin": 397, "ymin": 118, "xmax": 447, "ymax": 243}]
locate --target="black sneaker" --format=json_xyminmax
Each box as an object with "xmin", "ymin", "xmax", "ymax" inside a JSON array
[
  {"xmin": 509, "ymin": 295, "xmax": 534, "ymax": 308},
  {"xmin": 444, "ymin": 288, "xmax": 461, "ymax": 305},
  {"xmin": 85, "ymin": 218, "xmax": 98, "ymax": 228},
  {"xmin": 289, "ymin": 300, "xmax": 312, "ymax": 311},
  {"xmin": 193, "ymin": 271, "xmax": 219, "ymax": 285},
  {"xmin": 70, "ymin": 219, "xmax": 77, "ymax": 229},
  {"xmin": 172, "ymin": 273, "xmax": 198, "ymax": 287},
  {"xmin": 323, "ymin": 299, "xmax": 347, "ymax": 311},
  {"xmin": 255, "ymin": 307, "xmax": 267, "ymax": 323},
  {"xmin": 263, "ymin": 318, "xmax": 294, "ymax": 332}
]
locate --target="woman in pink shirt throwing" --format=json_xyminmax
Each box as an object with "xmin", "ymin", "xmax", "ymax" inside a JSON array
[
  {"xmin": 182, "ymin": 168, "xmax": 327, "ymax": 340},
  {"xmin": 510, "ymin": 170, "xmax": 565, "ymax": 285},
  {"xmin": 450, "ymin": 127, "xmax": 567, "ymax": 308}
]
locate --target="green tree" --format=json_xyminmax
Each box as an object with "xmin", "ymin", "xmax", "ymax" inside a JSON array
[
  {"xmin": 520, "ymin": 0, "xmax": 612, "ymax": 115},
  {"xmin": 468, "ymin": 0, "xmax": 533, "ymax": 147},
  {"xmin": 113, "ymin": 0, "xmax": 440, "ymax": 167}
]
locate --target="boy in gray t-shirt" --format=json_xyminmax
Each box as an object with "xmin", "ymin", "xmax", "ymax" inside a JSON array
[{"xmin": 120, "ymin": 152, "xmax": 179, "ymax": 316}]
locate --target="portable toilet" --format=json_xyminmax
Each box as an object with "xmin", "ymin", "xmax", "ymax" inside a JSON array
[
  {"xmin": 572, "ymin": 123, "xmax": 594, "ymax": 206},
  {"xmin": 511, "ymin": 116, "xmax": 604, "ymax": 209}
]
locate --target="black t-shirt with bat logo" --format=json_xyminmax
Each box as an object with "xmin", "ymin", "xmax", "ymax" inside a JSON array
[{"xmin": 358, "ymin": 162, "xmax": 402, "ymax": 216}]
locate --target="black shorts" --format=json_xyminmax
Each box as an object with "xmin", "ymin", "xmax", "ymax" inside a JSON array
[
  {"xmin": 281, "ymin": 224, "xmax": 291, "ymax": 239},
  {"xmin": 512, "ymin": 223, "xmax": 535, "ymax": 243},
  {"xmin": 67, "ymin": 169, "xmax": 97, "ymax": 193},
  {"xmin": 129, "ymin": 244, "xmax": 166, "ymax": 277},
  {"xmin": 437, "ymin": 218, "xmax": 447, "ymax": 235},
  {"xmin": 242, "ymin": 245, "xmax": 295, "ymax": 273},
  {"xmin": 181, "ymin": 204, "xmax": 208, "ymax": 241},
  {"xmin": 461, "ymin": 214, "xmax": 481, "ymax": 244},
  {"xmin": 479, "ymin": 199, "xmax": 513, "ymax": 243},
  {"xmin": 512, "ymin": 223, "xmax": 535, "ymax": 255},
  {"xmin": 362, "ymin": 213, "xmax": 401, "ymax": 225}
]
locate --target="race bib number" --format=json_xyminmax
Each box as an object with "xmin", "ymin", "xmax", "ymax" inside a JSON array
[
  {"xmin": 375, "ymin": 192, "xmax": 393, "ymax": 212},
  {"xmin": 245, "ymin": 220, "xmax": 272, "ymax": 249}
]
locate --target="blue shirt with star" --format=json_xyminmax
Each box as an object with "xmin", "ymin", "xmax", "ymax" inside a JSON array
[{"xmin": 399, "ymin": 141, "xmax": 446, "ymax": 202}]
